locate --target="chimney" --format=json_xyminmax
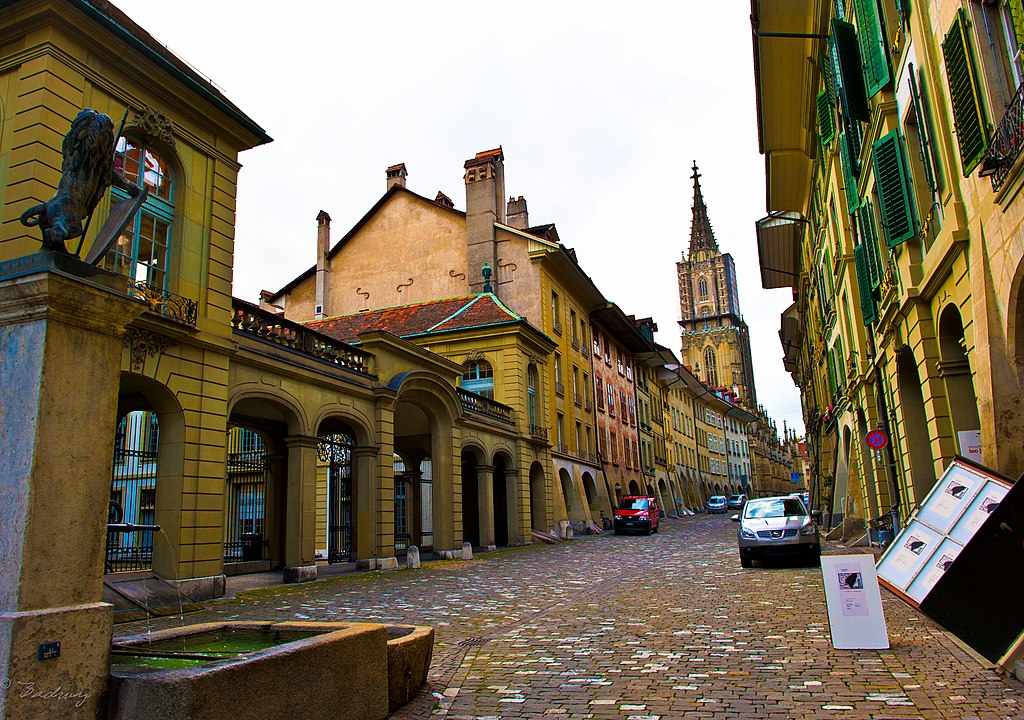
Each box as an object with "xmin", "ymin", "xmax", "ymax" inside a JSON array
[
  {"xmin": 464, "ymin": 147, "xmax": 505, "ymax": 295},
  {"xmin": 506, "ymin": 195, "xmax": 528, "ymax": 229},
  {"xmin": 315, "ymin": 210, "xmax": 331, "ymax": 319},
  {"xmin": 386, "ymin": 163, "xmax": 407, "ymax": 190}
]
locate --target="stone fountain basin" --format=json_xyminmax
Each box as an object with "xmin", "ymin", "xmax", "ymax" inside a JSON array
[{"xmin": 109, "ymin": 621, "xmax": 434, "ymax": 720}]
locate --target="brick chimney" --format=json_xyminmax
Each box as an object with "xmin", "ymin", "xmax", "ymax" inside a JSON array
[
  {"xmin": 386, "ymin": 163, "xmax": 407, "ymax": 190},
  {"xmin": 464, "ymin": 147, "xmax": 505, "ymax": 295},
  {"xmin": 315, "ymin": 210, "xmax": 331, "ymax": 319},
  {"xmin": 506, "ymin": 195, "xmax": 528, "ymax": 229}
]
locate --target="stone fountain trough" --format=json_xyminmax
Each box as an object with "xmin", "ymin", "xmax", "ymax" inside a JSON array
[{"xmin": 108, "ymin": 621, "xmax": 434, "ymax": 720}]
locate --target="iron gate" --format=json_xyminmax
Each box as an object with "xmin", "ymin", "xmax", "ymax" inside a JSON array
[
  {"xmin": 320, "ymin": 433, "xmax": 353, "ymax": 563},
  {"xmin": 105, "ymin": 411, "xmax": 158, "ymax": 572},
  {"xmin": 224, "ymin": 427, "xmax": 269, "ymax": 563}
]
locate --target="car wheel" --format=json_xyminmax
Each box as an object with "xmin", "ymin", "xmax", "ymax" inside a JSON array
[{"xmin": 740, "ymin": 554, "xmax": 752, "ymax": 568}]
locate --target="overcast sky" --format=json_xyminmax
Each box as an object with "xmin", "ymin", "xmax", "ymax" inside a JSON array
[{"xmin": 111, "ymin": 0, "xmax": 804, "ymax": 435}]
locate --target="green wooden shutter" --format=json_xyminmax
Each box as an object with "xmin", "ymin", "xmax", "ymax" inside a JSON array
[
  {"xmin": 832, "ymin": 20, "xmax": 870, "ymax": 122},
  {"xmin": 839, "ymin": 130, "xmax": 860, "ymax": 212},
  {"xmin": 1008, "ymin": 0, "xmax": 1024, "ymax": 47},
  {"xmin": 854, "ymin": 244, "xmax": 877, "ymax": 324},
  {"xmin": 907, "ymin": 63, "xmax": 937, "ymax": 192},
  {"xmin": 817, "ymin": 90, "xmax": 835, "ymax": 146},
  {"xmin": 873, "ymin": 130, "xmax": 918, "ymax": 247},
  {"xmin": 942, "ymin": 8, "xmax": 989, "ymax": 175},
  {"xmin": 859, "ymin": 201, "xmax": 883, "ymax": 292},
  {"xmin": 854, "ymin": 0, "xmax": 891, "ymax": 97}
]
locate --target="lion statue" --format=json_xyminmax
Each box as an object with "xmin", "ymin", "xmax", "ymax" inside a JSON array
[{"xmin": 20, "ymin": 108, "xmax": 139, "ymax": 254}]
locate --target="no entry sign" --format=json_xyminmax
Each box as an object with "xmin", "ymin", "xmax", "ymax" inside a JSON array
[{"xmin": 866, "ymin": 430, "xmax": 888, "ymax": 449}]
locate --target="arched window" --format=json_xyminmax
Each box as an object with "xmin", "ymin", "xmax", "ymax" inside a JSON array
[
  {"xmin": 462, "ymin": 359, "xmax": 494, "ymax": 399},
  {"xmin": 104, "ymin": 136, "xmax": 174, "ymax": 289},
  {"xmin": 704, "ymin": 347, "xmax": 719, "ymax": 387},
  {"xmin": 698, "ymin": 277, "xmax": 709, "ymax": 299},
  {"xmin": 527, "ymin": 365, "xmax": 538, "ymax": 427}
]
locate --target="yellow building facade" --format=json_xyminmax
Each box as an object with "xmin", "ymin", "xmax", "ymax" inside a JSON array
[{"xmin": 753, "ymin": 0, "xmax": 1024, "ymax": 532}]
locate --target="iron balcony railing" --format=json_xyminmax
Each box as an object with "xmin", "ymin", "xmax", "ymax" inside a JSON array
[
  {"xmin": 127, "ymin": 280, "xmax": 197, "ymax": 327},
  {"xmin": 983, "ymin": 81, "xmax": 1024, "ymax": 192},
  {"xmin": 529, "ymin": 424, "xmax": 549, "ymax": 440},
  {"xmin": 555, "ymin": 381, "xmax": 565, "ymax": 397},
  {"xmin": 231, "ymin": 299, "xmax": 373, "ymax": 376},
  {"xmin": 457, "ymin": 389, "xmax": 514, "ymax": 424}
]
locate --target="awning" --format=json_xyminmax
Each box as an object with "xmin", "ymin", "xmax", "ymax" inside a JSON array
[{"xmin": 756, "ymin": 211, "xmax": 805, "ymax": 289}]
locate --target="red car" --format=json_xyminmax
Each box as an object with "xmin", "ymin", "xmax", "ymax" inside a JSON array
[{"xmin": 613, "ymin": 495, "xmax": 660, "ymax": 535}]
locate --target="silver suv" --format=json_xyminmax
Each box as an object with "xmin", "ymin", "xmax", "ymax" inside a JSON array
[{"xmin": 733, "ymin": 495, "xmax": 820, "ymax": 568}]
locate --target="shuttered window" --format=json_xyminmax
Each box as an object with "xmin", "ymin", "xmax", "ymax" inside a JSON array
[
  {"xmin": 839, "ymin": 130, "xmax": 860, "ymax": 212},
  {"xmin": 872, "ymin": 130, "xmax": 918, "ymax": 247},
  {"xmin": 908, "ymin": 63, "xmax": 940, "ymax": 193},
  {"xmin": 942, "ymin": 8, "xmax": 989, "ymax": 175},
  {"xmin": 832, "ymin": 20, "xmax": 871, "ymax": 122},
  {"xmin": 854, "ymin": 0, "xmax": 891, "ymax": 97},
  {"xmin": 817, "ymin": 89, "xmax": 835, "ymax": 146},
  {"xmin": 858, "ymin": 200, "xmax": 883, "ymax": 292},
  {"xmin": 854, "ymin": 244, "xmax": 877, "ymax": 324}
]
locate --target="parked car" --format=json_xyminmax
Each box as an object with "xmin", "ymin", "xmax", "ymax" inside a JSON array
[
  {"xmin": 706, "ymin": 495, "xmax": 728, "ymax": 514},
  {"xmin": 733, "ymin": 495, "xmax": 820, "ymax": 568},
  {"xmin": 727, "ymin": 494, "xmax": 747, "ymax": 510},
  {"xmin": 613, "ymin": 495, "xmax": 660, "ymax": 535}
]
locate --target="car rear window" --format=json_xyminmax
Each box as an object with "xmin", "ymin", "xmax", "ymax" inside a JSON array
[{"xmin": 619, "ymin": 498, "xmax": 650, "ymax": 510}]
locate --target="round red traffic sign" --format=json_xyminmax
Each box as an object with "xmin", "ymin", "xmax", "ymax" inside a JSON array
[{"xmin": 865, "ymin": 430, "xmax": 888, "ymax": 449}]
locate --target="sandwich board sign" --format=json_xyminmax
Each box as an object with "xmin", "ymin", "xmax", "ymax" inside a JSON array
[{"xmin": 821, "ymin": 554, "xmax": 889, "ymax": 649}]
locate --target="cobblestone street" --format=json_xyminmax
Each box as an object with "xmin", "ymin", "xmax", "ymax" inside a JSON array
[{"xmin": 118, "ymin": 515, "xmax": 1023, "ymax": 719}]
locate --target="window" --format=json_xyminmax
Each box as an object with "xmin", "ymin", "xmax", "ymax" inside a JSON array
[
  {"xmin": 698, "ymin": 277, "xmax": 709, "ymax": 299},
  {"xmin": 610, "ymin": 432, "xmax": 619, "ymax": 464},
  {"xmin": 944, "ymin": 8, "xmax": 990, "ymax": 174},
  {"xmin": 554, "ymin": 353, "xmax": 563, "ymax": 396},
  {"xmin": 575, "ymin": 421, "xmax": 582, "ymax": 453},
  {"xmin": 557, "ymin": 413, "xmax": 565, "ymax": 448},
  {"xmin": 607, "ymin": 385, "xmax": 615, "ymax": 416},
  {"xmin": 872, "ymin": 130, "xmax": 918, "ymax": 247},
  {"xmin": 570, "ymin": 309, "xmax": 578, "ymax": 344},
  {"xmin": 596, "ymin": 377, "xmax": 604, "ymax": 409},
  {"xmin": 105, "ymin": 136, "xmax": 174, "ymax": 289},
  {"xmin": 572, "ymin": 365, "xmax": 581, "ymax": 405},
  {"xmin": 704, "ymin": 347, "xmax": 719, "ymax": 387},
  {"xmin": 969, "ymin": 0, "xmax": 1024, "ymax": 114},
  {"xmin": 527, "ymin": 365, "xmax": 539, "ymax": 427},
  {"xmin": 616, "ymin": 349, "xmax": 624, "ymax": 375},
  {"xmin": 551, "ymin": 291, "xmax": 562, "ymax": 334},
  {"xmin": 628, "ymin": 396, "xmax": 636, "ymax": 426},
  {"xmin": 462, "ymin": 359, "xmax": 494, "ymax": 399},
  {"xmin": 583, "ymin": 372, "xmax": 590, "ymax": 406},
  {"xmin": 619, "ymin": 391, "xmax": 628, "ymax": 421}
]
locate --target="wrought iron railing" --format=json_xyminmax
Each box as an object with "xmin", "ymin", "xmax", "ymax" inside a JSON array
[
  {"xmin": 571, "ymin": 336, "xmax": 580, "ymax": 351},
  {"xmin": 574, "ymin": 393, "xmax": 583, "ymax": 407},
  {"xmin": 231, "ymin": 299, "xmax": 373, "ymax": 376},
  {"xmin": 127, "ymin": 280, "xmax": 198, "ymax": 327},
  {"xmin": 457, "ymin": 388, "xmax": 514, "ymax": 423},
  {"xmin": 555, "ymin": 381, "xmax": 565, "ymax": 397},
  {"xmin": 557, "ymin": 442, "xmax": 569, "ymax": 454},
  {"xmin": 529, "ymin": 424, "xmax": 549, "ymax": 440},
  {"xmin": 983, "ymin": 81, "xmax": 1024, "ymax": 192},
  {"xmin": 584, "ymin": 399, "xmax": 593, "ymax": 412},
  {"xmin": 581, "ymin": 345, "xmax": 590, "ymax": 359}
]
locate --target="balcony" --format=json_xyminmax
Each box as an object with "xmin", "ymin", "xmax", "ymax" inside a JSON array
[
  {"xmin": 574, "ymin": 393, "xmax": 583, "ymax": 407},
  {"xmin": 584, "ymin": 399, "xmax": 593, "ymax": 412},
  {"xmin": 552, "ymin": 321, "xmax": 563, "ymax": 336},
  {"xmin": 457, "ymin": 389, "xmax": 514, "ymax": 424},
  {"xmin": 555, "ymin": 381, "xmax": 565, "ymax": 397},
  {"xmin": 231, "ymin": 299, "xmax": 372, "ymax": 375},
  {"xmin": 557, "ymin": 442, "xmax": 569, "ymax": 454},
  {"xmin": 571, "ymin": 335, "xmax": 580, "ymax": 351},
  {"xmin": 529, "ymin": 424, "xmax": 549, "ymax": 441},
  {"xmin": 581, "ymin": 345, "xmax": 590, "ymax": 359},
  {"xmin": 128, "ymin": 280, "xmax": 197, "ymax": 327},
  {"xmin": 982, "ymin": 81, "xmax": 1024, "ymax": 192}
]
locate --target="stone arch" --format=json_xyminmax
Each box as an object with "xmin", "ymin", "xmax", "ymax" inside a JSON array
[
  {"xmin": 491, "ymin": 449, "xmax": 516, "ymax": 547},
  {"xmin": 582, "ymin": 472, "xmax": 599, "ymax": 514},
  {"xmin": 938, "ymin": 304, "xmax": 981, "ymax": 441},
  {"xmin": 315, "ymin": 416, "xmax": 360, "ymax": 563},
  {"xmin": 628, "ymin": 480, "xmax": 640, "ymax": 495},
  {"xmin": 896, "ymin": 347, "xmax": 936, "ymax": 504},
  {"xmin": 113, "ymin": 372, "xmax": 186, "ymax": 581}
]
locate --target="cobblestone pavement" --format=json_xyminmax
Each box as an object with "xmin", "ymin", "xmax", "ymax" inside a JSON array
[{"xmin": 117, "ymin": 515, "xmax": 1024, "ymax": 719}]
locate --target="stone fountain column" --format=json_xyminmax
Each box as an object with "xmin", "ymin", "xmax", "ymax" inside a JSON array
[{"xmin": 0, "ymin": 255, "xmax": 143, "ymax": 720}]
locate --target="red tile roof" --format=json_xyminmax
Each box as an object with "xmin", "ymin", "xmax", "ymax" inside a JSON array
[{"xmin": 306, "ymin": 294, "xmax": 523, "ymax": 344}]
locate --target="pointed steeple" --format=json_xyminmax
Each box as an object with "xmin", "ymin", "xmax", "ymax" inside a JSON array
[{"xmin": 688, "ymin": 161, "xmax": 719, "ymax": 259}]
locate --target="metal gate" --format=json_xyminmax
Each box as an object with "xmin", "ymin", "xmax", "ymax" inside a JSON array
[
  {"xmin": 106, "ymin": 411, "xmax": 158, "ymax": 573},
  {"xmin": 319, "ymin": 433, "xmax": 353, "ymax": 563},
  {"xmin": 224, "ymin": 427, "xmax": 269, "ymax": 563},
  {"xmin": 394, "ymin": 456, "xmax": 411, "ymax": 553}
]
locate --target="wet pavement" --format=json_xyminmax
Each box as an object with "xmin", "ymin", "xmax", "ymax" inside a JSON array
[{"xmin": 116, "ymin": 514, "xmax": 1024, "ymax": 719}]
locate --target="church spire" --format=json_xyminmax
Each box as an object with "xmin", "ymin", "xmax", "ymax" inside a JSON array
[{"xmin": 688, "ymin": 161, "xmax": 719, "ymax": 259}]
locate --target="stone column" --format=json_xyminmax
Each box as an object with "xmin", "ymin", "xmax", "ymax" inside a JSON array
[
  {"xmin": 477, "ymin": 465, "xmax": 496, "ymax": 550},
  {"xmin": 0, "ymin": 257, "xmax": 143, "ymax": 720},
  {"xmin": 283, "ymin": 435, "xmax": 319, "ymax": 583}
]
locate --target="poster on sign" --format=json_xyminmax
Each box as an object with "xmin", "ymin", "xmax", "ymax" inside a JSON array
[
  {"xmin": 957, "ymin": 430, "xmax": 982, "ymax": 462},
  {"xmin": 822, "ymin": 555, "xmax": 889, "ymax": 649},
  {"xmin": 907, "ymin": 537, "xmax": 963, "ymax": 603}
]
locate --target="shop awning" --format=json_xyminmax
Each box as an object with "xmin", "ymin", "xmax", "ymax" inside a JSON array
[{"xmin": 756, "ymin": 211, "xmax": 805, "ymax": 289}]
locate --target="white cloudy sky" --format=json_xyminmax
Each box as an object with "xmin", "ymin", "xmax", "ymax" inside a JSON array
[{"xmin": 112, "ymin": 0, "xmax": 804, "ymax": 434}]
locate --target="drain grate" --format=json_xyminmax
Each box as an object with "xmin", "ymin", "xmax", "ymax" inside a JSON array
[{"xmin": 457, "ymin": 637, "xmax": 489, "ymax": 647}]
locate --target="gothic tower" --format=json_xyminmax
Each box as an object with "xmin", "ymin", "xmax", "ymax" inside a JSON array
[{"xmin": 677, "ymin": 162, "xmax": 757, "ymax": 407}]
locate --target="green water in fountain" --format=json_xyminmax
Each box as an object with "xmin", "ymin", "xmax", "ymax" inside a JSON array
[{"xmin": 112, "ymin": 627, "xmax": 328, "ymax": 672}]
